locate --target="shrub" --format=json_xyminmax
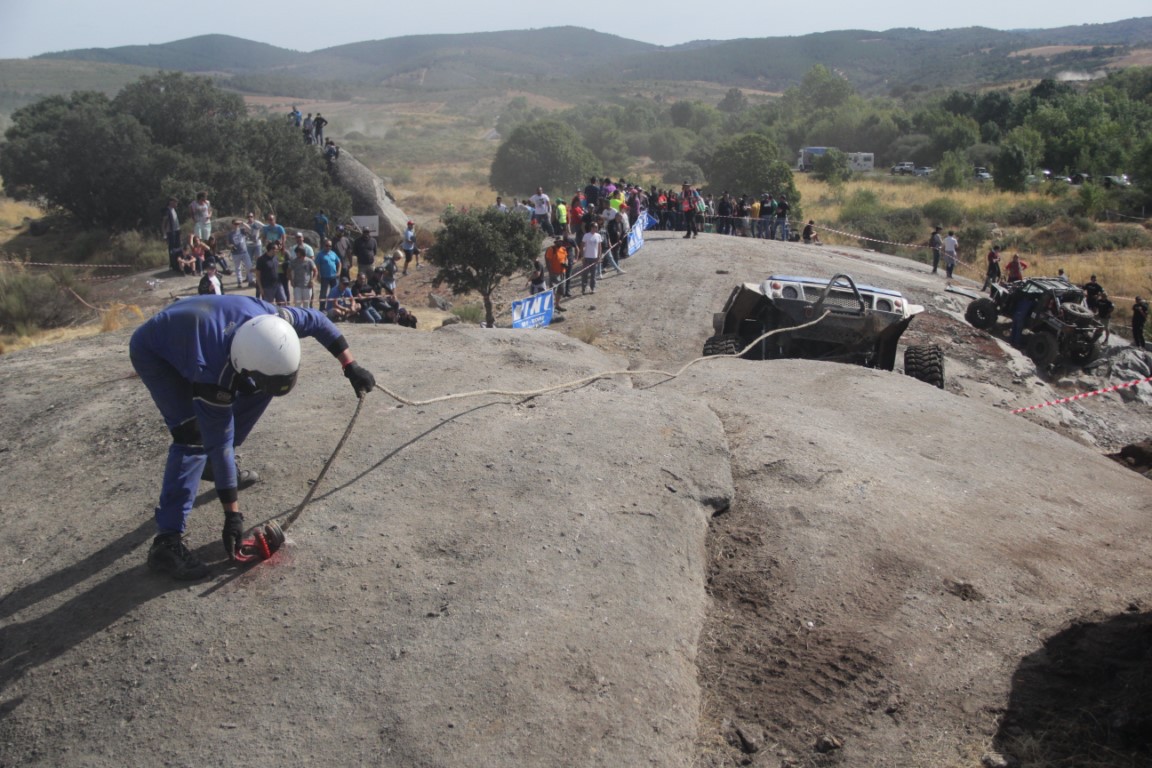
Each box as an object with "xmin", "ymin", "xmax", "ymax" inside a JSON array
[
  {"xmin": 452, "ymin": 304, "xmax": 485, "ymax": 324},
  {"xmin": 0, "ymin": 269, "xmax": 86, "ymax": 335},
  {"xmin": 112, "ymin": 231, "xmax": 168, "ymax": 268},
  {"xmin": 840, "ymin": 188, "xmax": 884, "ymax": 221},
  {"xmin": 1004, "ymin": 199, "xmax": 1067, "ymax": 227},
  {"xmin": 921, "ymin": 198, "xmax": 965, "ymax": 228}
]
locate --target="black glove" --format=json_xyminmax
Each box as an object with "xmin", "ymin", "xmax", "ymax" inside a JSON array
[
  {"xmin": 222, "ymin": 512, "xmax": 245, "ymax": 559},
  {"xmin": 344, "ymin": 362, "xmax": 376, "ymax": 398}
]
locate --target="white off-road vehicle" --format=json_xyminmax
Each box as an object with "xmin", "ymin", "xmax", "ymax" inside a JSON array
[{"xmin": 703, "ymin": 273, "xmax": 944, "ymax": 387}]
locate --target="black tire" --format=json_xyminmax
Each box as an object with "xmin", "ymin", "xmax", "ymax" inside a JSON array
[
  {"xmin": 1027, "ymin": 331, "xmax": 1059, "ymax": 367},
  {"xmin": 965, "ymin": 298, "xmax": 998, "ymax": 330},
  {"xmin": 702, "ymin": 334, "xmax": 740, "ymax": 357},
  {"xmin": 903, "ymin": 344, "xmax": 945, "ymax": 389}
]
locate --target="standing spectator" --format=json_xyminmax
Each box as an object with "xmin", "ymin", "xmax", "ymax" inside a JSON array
[
  {"xmin": 553, "ymin": 197, "xmax": 568, "ymax": 237},
  {"xmin": 302, "ymin": 113, "xmax": 315, "ymax": 144},
  {"xmin": 197, "ymin": 261, "xmax": 223, "ymax": 295},
  {"xmin": 261, "ymin": 213, "xmax": 285, "ymax": 250},
  {"xmin": 352, "ymin": 227, "xmax": 377, "ymax": 278},
  {"xmin": 401, "ymin": 220, "xmax": 420, "ymax": 275},
  {"xmin": 601, "ymin": 208, "xmax": 626, "ymax": 275},
  {"xmin": 1096, "ymin": 291, "xmax": 1115, "ymax": 342},
  {"xmin": 544, "ymin": 236, "xmax": 570, "ymax": 301},
  {"xmin": 759, "ymin": 195, "xmax": 775, "ymax": 239},
  {"xmin": 379, "ymin": 253, "xmax": 401, "ymax": 294},
  {"xmin": 681, "ymin": 182, "xmax": 700, "ymax": 239},
  {"xmin": 530, "ymin": 187, "xmax": 553, "ymax": 235},
  {"xmin": 774, "ymin": 196, "xmax": 791, "ymax": 241},
  {"xmin": 928, "ymin": 226, "xmax": 943, "ymax": 275},
  {"xmin": 716, "ymin": 193, "xmax": 732, "ymax": 236},
  {"xmin": 332, "ymin": 226, "xmax": 352, "ymax": 280},
  {"xmin": 943, "ymin": 231, "xmax": 959, "ymax": 279},
  {"xmin": 1132, "ymin": 297, "xmax": 1148, "ymax": 349},
  {"xmin": 981, "ymin": 245, "xmax": 1002, "ymax": 290},
  {"xmin": 227, "ymin": 219, "xmax": 253, "ymax": 289},
  {"xmin": 289, "ymin": 245, "xmax": 317, "ymax": 308},
  {"xmin": 313, "ymin": 210, "xmax": 329, "ymax": 243},
  {"xmin": 313, "ymin": 113, "xmax": 327, "ymax": 145},
  {"xmin": 289, "ymin": 105, "xmax": 302, "ymax": 127},
  {"xmin": 580, "ymin": 222, "xmax": 603, "ymax": 295},
  {"xmin": 323, "ymin": 139, "xmax": 340, "ymax": 164},
  {"xmin": 315, "ymin": 239, "xmax": 342, "ymax": 311},
  {"xmin": 162, "ymin": 197, "xmax": 183, "ymax": 272},
  {"xmin": 242, "ymin": 212, "xmax": 263, "ymax": 283},
  {"xmin": 1004, "ymin": 253, "xmax": 1028, "ymax": 282},
  {"xmin": 584, "ymin": 177, "xmax": 601, "ymax": 210},
  {"xmin": 255, "ymin": 243, "xmax": 286, "ymax": 305},
  {"xmin": 1083, "ymin": 274, "xmax": 1104, "ymax": 311},
  {"xmin": 189, "ymin": 192, "xmax": 213, "ymax": 241},
  {"xmin": 493, "ymin": 196, "xmax": 508, "ymax": 212}
]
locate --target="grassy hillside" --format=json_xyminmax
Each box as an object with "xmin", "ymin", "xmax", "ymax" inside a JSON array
[{"xmin": 24, "ymin": 21, "xmax": 1152, "ymax": 98}]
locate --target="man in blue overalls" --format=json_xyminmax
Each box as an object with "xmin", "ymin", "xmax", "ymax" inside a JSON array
[{"xmin": 129, "ymin": 296, "xmax": 375, "ymax": 579}]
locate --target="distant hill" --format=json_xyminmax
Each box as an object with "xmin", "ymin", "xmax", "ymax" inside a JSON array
[{"xmin": 25, "ymin": 20, "xmax": 1152, "ymax": 96}]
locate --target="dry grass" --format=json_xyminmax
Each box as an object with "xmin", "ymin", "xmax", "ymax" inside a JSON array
[
  {"xmin": 0, "ymin": 198, "xmax": 41, "ymax": 231},
  {"xmin": 0, "ymin": 324, "xmax": 105, "ymax": 355}
]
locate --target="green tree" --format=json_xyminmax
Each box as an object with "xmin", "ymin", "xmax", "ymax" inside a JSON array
[
  {"xmin": 812, "ymin": 148, "xmax": 852, "ymax": 185},
  {"xmin": 934, "ymin": 150, "xmax": 970, "ymax": 191},
  {"xmin": 490, "ymin": 120, "xmax": 600, "ymax": 196},
  {"xmin": 994, "ymin": 143, "xmax": 1029, "ymax": 193},
  {"xmin": 427, "ymin": 207, "xmax": 543, "ymax": 327},
  {"xmin": 703, "ymin": 133, "xmax": 780, "ymax": 195},
  {"xmin": 717, "ymin": 88, "xmax": 748, "ymax": 114}
]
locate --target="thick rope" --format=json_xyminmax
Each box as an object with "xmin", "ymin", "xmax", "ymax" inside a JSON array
[
  {"xmin": 278, "ymin": 394, "xmax": 366, "ymax": 532},
  {"xmin": 372, "ymin": 311, "xmax": 831, "ymax": 407}
]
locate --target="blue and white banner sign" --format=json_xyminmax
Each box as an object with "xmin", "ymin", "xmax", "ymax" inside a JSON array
[
  {"xmin": 511, "ymin": 290, "xmax": 555, "ymax": 328},
  {"xmin": 627, "ymin": 220, "xmax": 645, "ymax": 256}
]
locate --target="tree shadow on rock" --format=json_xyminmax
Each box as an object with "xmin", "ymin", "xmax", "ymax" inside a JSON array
[{"xmin": 995, "ymin": 609, "xmax": 1152, "ymax": 767}]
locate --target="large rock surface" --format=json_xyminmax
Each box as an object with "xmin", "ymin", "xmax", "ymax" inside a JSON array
[
  {"xmin": 1, "ymin": 230, "xmax": 1151, "ymax": 767},
  {"xmin": 327, "ymin": 148, "xmax": 411, "ymax": 253}
]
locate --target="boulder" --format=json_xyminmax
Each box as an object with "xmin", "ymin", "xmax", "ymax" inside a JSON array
[{"xmin": 326, "ymin": 148, "xmax": 410, "ymax": 253}]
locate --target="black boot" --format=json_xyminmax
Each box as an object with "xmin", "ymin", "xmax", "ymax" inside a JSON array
[{"xmin": 147, "ymin": 533, "xmax": 208, "ymax": 580}]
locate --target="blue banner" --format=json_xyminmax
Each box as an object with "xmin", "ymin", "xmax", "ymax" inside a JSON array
[
  {"xmin": 627, "ymin": 220, "xmax": 645, "ymax": 257},
  {"xmin": 511, "ymin": 290, "xmax": 555, "ymax": 328}
]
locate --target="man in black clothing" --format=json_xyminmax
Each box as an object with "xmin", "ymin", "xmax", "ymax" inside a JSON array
[
  {"xmin": 352, "ymin": 227, "xmax": 377, "ymax": 278},
  {"xmin": 1133, "ymin": 297, "xmax": 1148, "ymax": 349},
  {"xmin": 1083, "ymin": 275, "xmax": 1104, "ymax": 311}
]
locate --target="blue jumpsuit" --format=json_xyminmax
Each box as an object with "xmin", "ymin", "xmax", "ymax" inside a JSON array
[{"xmin": 129, "ymin": 296, "xmax": 346, "ymax": 535}]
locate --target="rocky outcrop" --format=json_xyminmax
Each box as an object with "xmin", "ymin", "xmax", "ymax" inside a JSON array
[{"xmin": 327, "ymin": 149, "xmax": 409, "ymax": 253}]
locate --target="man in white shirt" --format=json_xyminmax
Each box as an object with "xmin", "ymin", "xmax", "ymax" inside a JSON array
[
  {"xmin": 530, "ymin": 187, "xmax": 553, "ymax": 235},
  {"xmin": 943, "ymin": 231, "xmax": 960, "ymax": 279},
  {"xmin": 580, "ymin": 222, "xmax": 603, "ymax": 295}
]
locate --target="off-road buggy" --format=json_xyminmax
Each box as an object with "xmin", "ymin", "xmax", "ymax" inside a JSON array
[
  {"xmin": 703, "ymin": 273, "xmax": 944, "ymax": 387},
  {"xmin": 964, "ymin": 278, "xmax": 1103, "ymax": 367}
]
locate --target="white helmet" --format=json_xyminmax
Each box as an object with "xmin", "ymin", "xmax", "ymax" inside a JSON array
[{"xmin": 230, "ymin": 314, "xmax": 301, "ymax": 396}]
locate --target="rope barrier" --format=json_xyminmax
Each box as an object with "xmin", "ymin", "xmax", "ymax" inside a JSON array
[
  {"xmin": 811, "ymin": 224, "xmax": 931, "ymax": 251},
  {"xmin": 1010, "ymin": 374, "xmax": 1152, "ymax": 414},
  {"xmin": 0, "ymin": 259, "xmax": 137, "ymax": 269},
  {"xmin": 370, "ymin": 311, "xmax": 831, "ymax": 408}
]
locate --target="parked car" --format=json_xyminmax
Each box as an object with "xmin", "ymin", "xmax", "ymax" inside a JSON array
[
  {"xmin": 914, "ymin": 166, "xmax": 934, "ymax": 177},
  {"xmin": 974, "ymin": 167, "xmax": 993, "ymax": 182},
  {"xmin": 1103, "ymin": 175, "xmax": 1131, "ymax": 188},
  {"xmin": 890, "ymin": 162, "xmax": 916, "ymax": 175}
]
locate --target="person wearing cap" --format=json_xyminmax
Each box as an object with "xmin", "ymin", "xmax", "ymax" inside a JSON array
[
  {"xmin": 401, "ymin": 220, "xmax": 419, "ymax": 275},
  {"xmin": 130, "ymin": 295, "xmax": 375, "ymax": 579},
  {"xmin": 328, "ymin": 276, "xmax": 356, "ymax": 322},
  {"xmin": 198, "ymin": 261, "xmax": 223, "ymax": 295}
]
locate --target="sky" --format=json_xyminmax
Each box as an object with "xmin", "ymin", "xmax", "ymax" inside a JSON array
[{"xmin": 0, "ymin": 0, "xmax": 1149, "ymax": 59}]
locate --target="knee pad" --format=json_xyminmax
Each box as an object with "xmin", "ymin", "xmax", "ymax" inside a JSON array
[{"xmin": 170, "ymin": 417, "xmax": 203, "ymax": 447}]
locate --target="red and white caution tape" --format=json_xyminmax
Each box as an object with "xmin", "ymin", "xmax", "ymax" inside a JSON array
[
  {"xmin": 1011, "ymin": 375, "xmax": 1152, "ymax": 414},
  {"xmin": 812, "ymin": 224, "xmax": 930, "ymax": 251}
]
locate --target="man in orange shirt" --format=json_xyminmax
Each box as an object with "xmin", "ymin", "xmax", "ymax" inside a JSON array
[{"xmin": 544, "ymin": 237, "xmax": 570, "ymax": 310}]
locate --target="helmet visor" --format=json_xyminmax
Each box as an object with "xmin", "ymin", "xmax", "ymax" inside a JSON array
[{"xmin": 249, "ymin": 370, "xmax": 298, "ymax": 397}]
